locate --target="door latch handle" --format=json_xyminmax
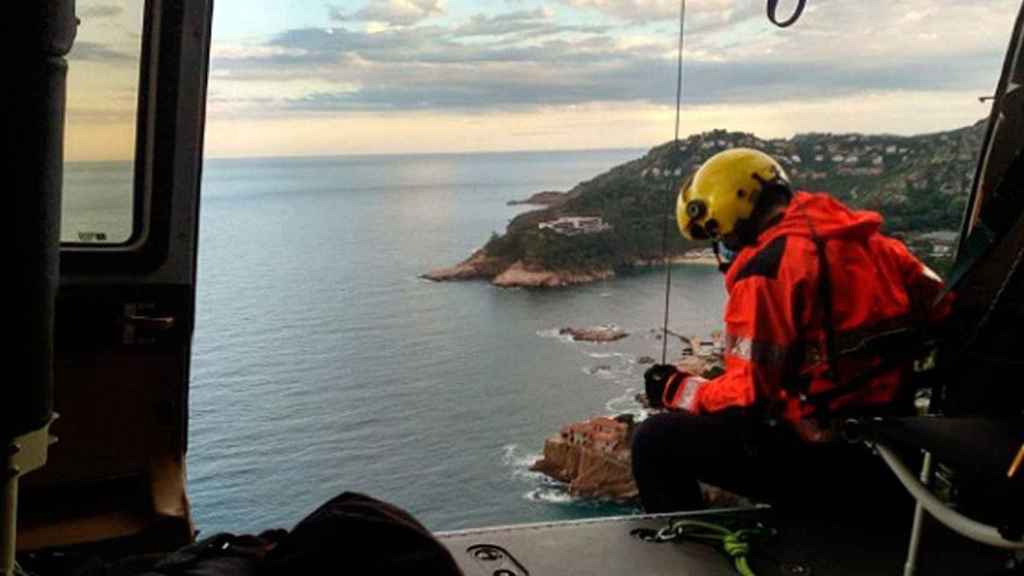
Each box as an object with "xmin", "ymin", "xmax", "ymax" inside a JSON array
[
  {"xmin": 125, "ymin": 314, "xmax": 176, "ymax": 331},
  {"xmin": 123, "ymin": 304, "xmax": 177, "ymax": 344}
]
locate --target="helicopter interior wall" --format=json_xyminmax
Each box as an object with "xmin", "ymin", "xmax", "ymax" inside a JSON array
[
  {"xmin": 961, "ymin": 5, "xmax": 1024, "ymax": 243},
  {"xmin": 9, "ymin": 1, "xmax": 76, "ymax": 445},
  {"xmin": 16, "ymin": 0, "xmax": 214, "ymax": 554},
  {"xmin": 16, "ymin": 285, "xmax": 195, "ymax": 552}
]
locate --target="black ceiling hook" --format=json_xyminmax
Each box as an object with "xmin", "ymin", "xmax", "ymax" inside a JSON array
[{"xmin": 767, "ymin": 0, "xmax": 807, "ymax": 28}]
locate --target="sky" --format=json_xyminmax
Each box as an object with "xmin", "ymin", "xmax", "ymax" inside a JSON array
[{"xmin": 65, "ymin": 0, "xmax": 1020, "ymax": 160}]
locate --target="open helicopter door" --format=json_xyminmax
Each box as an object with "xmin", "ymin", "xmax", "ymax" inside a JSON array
[
  {"xmin": 940, "ymin": 4, "xmax": 1024, "ymax": 418},
  {"xmin": 856, "ymin": 4, "xmax": 1024, "ymax": 559},
  {"xmin": 12, "ymin": 0, "xmax": 213, "ymax": 553}
]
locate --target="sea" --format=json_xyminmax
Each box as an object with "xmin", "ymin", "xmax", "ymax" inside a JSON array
[{"xmin": 64, "ymin": 150, "xmax": 727, "ymax": 535}]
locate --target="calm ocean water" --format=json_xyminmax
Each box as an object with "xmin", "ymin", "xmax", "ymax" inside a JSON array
[{"xmin": 65, "ymin": 150, "xmax": 727, "ymax": 534}]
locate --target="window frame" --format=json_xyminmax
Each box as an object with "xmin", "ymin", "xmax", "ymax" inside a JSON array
[{"xmin": 61, "ymin": 0, "xmax": 208, "ymax": 275}]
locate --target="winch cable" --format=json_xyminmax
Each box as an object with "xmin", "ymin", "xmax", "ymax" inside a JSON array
[
  {"xmin": 659, "ymin": 0, "xmax": 807, "ymax": 362},
  {"xmin": 660, "ymin": 0, "xmax": 686, "ymax": 364}
]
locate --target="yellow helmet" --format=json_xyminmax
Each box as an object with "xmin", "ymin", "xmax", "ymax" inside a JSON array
[{"xmin": 676, "ymin": 148, "xmax": 789, "ymax": 240}]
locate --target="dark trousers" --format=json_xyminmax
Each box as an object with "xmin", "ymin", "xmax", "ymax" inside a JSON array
[{"xmin": 630, "ymin": 410, "xmax": 913, "ymax": 520}]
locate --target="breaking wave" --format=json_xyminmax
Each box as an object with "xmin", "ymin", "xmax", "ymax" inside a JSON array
[
  {"xmin": 503, "ymin": 445, "xmax": 582, "ymax": 506},
  {"xmin": 501, "ymin": 443, "xmax": 545, "ymax": 481},
  {"xmin": 586, "ymin": 351, "xmax": 630, "ymax": 359},
  {"xmin": 525, "ymin": 487, "xmax": 575, "ymax": 504},
  {"xmin": 536, "ymin": 328, "xmax": 575, "ymax": 343},
  {"xmin": 582, "ymin": 365, "xmax": 619, "ymax": 380},
  {"xmin": 604, "ymin": 388, "xmax": 650, "ymax": 420}
]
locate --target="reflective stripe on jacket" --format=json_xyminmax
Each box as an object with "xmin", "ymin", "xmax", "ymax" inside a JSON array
[{"xmin": 682, "ymin": 191, "xmax": 953, "ymax": 425}]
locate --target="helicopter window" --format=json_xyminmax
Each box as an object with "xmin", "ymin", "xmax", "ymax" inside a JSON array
[{"xmin": 61, "ymin": 0, "xmax": 145, "ymax": 245}]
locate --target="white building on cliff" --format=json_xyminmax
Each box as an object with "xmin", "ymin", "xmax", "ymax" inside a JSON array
[{"xmin": 538, "ymin": 216, "xmax": 611, "ymax": 236}]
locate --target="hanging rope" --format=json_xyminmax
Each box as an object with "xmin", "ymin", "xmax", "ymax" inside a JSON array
[
  {"xmin": 660, "ymin": 0, "xmax": 686, "ymax": 364},
  {"xmin": 660, "ymin": 0, "xmax": 807, "ymax": 363}
]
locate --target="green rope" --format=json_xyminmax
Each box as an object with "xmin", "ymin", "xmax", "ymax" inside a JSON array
[{"xmin": 661, "ymin": 519, "xmax": 768, "ymax": 576}]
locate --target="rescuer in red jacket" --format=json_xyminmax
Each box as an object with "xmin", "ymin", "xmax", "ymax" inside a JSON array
[{"xmin": 631, "ymin": 148, "xmax": 951, "ymax": 513}]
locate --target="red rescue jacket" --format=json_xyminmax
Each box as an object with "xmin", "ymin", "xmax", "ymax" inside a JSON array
[{"xmin": 683, "ymin": 192, "xmax": 952, "ymax": 428}]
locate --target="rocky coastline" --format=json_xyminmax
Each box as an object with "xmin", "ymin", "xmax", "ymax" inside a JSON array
[
  {"xmin": 493, "ymin": 261, "xmax": 615, "ymax": 288},
  {"xmin": 422, "ymin": 253, "xmax": 615, "ymax": 288},
  {"xmin": 422, "ymin": 251, "xmax": 714, "ymax": 288}
]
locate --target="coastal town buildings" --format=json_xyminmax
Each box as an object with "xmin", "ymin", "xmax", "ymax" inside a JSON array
[{"xmin": 560, "ymin": 416, "xmax": 633, "ymax": 456}]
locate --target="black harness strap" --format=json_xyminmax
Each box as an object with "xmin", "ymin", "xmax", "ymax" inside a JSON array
[
  {"xmin": 799, "ymin": 220, "xmax": 924, "ymax": 419},
  {"xmin": 812, "ymin": 237, "xmax": 839, "ymax": 387}
]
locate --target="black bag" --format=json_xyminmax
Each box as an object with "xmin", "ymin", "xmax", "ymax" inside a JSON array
[
  {"xmin": 261, "ymin": 492, "xmax": 463, "ymax": 575},
  {"xmin": 67, "ymin": 493, "xmax": 461, "ymax": 576}
]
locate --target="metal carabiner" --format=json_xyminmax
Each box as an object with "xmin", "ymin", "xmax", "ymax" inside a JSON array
[{"xmin": 767, "ymin": 0, "xmax": 807, "ymax": 28}]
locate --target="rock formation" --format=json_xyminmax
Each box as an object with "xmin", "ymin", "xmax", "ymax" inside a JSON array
[
  {"xmin": 493, "ymin": 261, "xmax": 614, "ymax": 288},
  {"xmin": 423, "ymin": 256, "xmax": 613, "ymax": 288},
  {"xmin": 420, "ymin": 249, "xmax": 507, "ymax": 282},
  {"xmin": 559, "ymin": 325, "xmax": 628, "ymax": 342},
  {"xmin": 530, "ymin": 415, "xmax": 637, "ymax": 501}
]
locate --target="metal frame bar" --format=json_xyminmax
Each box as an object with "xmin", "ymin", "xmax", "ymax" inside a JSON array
[{"xmin": 2, "ymin": 420, "xmax": 56, "ymax": 576}]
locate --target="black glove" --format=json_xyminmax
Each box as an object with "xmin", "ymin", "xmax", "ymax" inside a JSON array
[{"xmin": 644, "ymin": 364, "xmax": 680, "ymax": 408}]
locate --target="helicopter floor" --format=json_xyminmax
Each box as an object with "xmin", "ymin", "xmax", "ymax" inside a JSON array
[{"xmin": 437, "ymin": 506, "xmax": 1015, "ymax": 575}]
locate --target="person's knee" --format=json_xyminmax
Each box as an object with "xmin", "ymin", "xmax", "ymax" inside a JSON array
[
  {"xmin": 632, "ymin": 412, "xmax": 671, "ymax": 457},
  {"xmin": 631, "ymin": 412, "xmax": 698, "ymax": 466},
  {"xmin": 631, "ymin": 412, "xmax": 706, "ymax": 512}
]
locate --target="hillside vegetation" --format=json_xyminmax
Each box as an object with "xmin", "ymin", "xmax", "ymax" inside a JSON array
[{"xmin": 428, "ymin": 120, "xmax": 984, "ymax": 286}]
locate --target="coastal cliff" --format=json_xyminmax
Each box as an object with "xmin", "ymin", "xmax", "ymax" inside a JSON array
[
  {"xmin": 494, "ymin": 261, "xmax": 614, "ymax": 288},
  {"xmin": 530, "ymin": 415, "xmax": 638, "ymax": 501},
  {"xmin": 425, "ymin": 121, "xmax": 983, "ymax": 287},
  {"xmin": 421, "ymin": 249, "xmax": 507, "ymax": 282}
]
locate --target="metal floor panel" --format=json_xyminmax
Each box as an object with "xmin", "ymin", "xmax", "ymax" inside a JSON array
[
  {"xmin": 438, "ymin": 508, "xmax": 759, "ymax": 576},
  {"xmin": 438, "ymin": 507, "xmax": 1015, "ymax": 575}
]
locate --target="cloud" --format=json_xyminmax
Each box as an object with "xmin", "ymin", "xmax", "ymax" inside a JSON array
[
  {"xmin": 209, "ymin": 0, "xmax": 1017, "ymax": 118},
  {"xmin": 66, "ymin": 107, "xmax": 135, "ymax": 123},
  {"xmin": 69, "ymin": 41, "xmax": 134, "ymax": 62},
  {"xmin": 556, "ymin": 0, "xmax": 753, "ymax": 24},
  {"xmin": 78, "ymin": 4, "xmax": 123, "ymax": 19},
  {"xmin": 452, "ymin": 7, "xmax": 608, "ymax": 38},
  {"xmin": 331, "ymin": 0, "xmax": 446, "ymax": 27}
]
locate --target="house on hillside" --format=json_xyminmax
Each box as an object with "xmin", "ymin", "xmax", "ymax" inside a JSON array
[{"xmin": 538, "ymin": 217, "xmax": 611, "ymax": 236}]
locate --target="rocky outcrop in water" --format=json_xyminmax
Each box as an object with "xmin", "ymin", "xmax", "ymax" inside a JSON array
[
  {"xmin": 559, "ymin": 325, "xmax": 628, "ymax": 342},
  {"xmin": 530, "ymin": 415, "xmax": 637, "ymax": 501}
]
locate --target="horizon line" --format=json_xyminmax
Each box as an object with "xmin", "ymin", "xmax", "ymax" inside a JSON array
[{"xmin": 66, "ymin": 117, "xmax": 986, "ymax": 164}]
